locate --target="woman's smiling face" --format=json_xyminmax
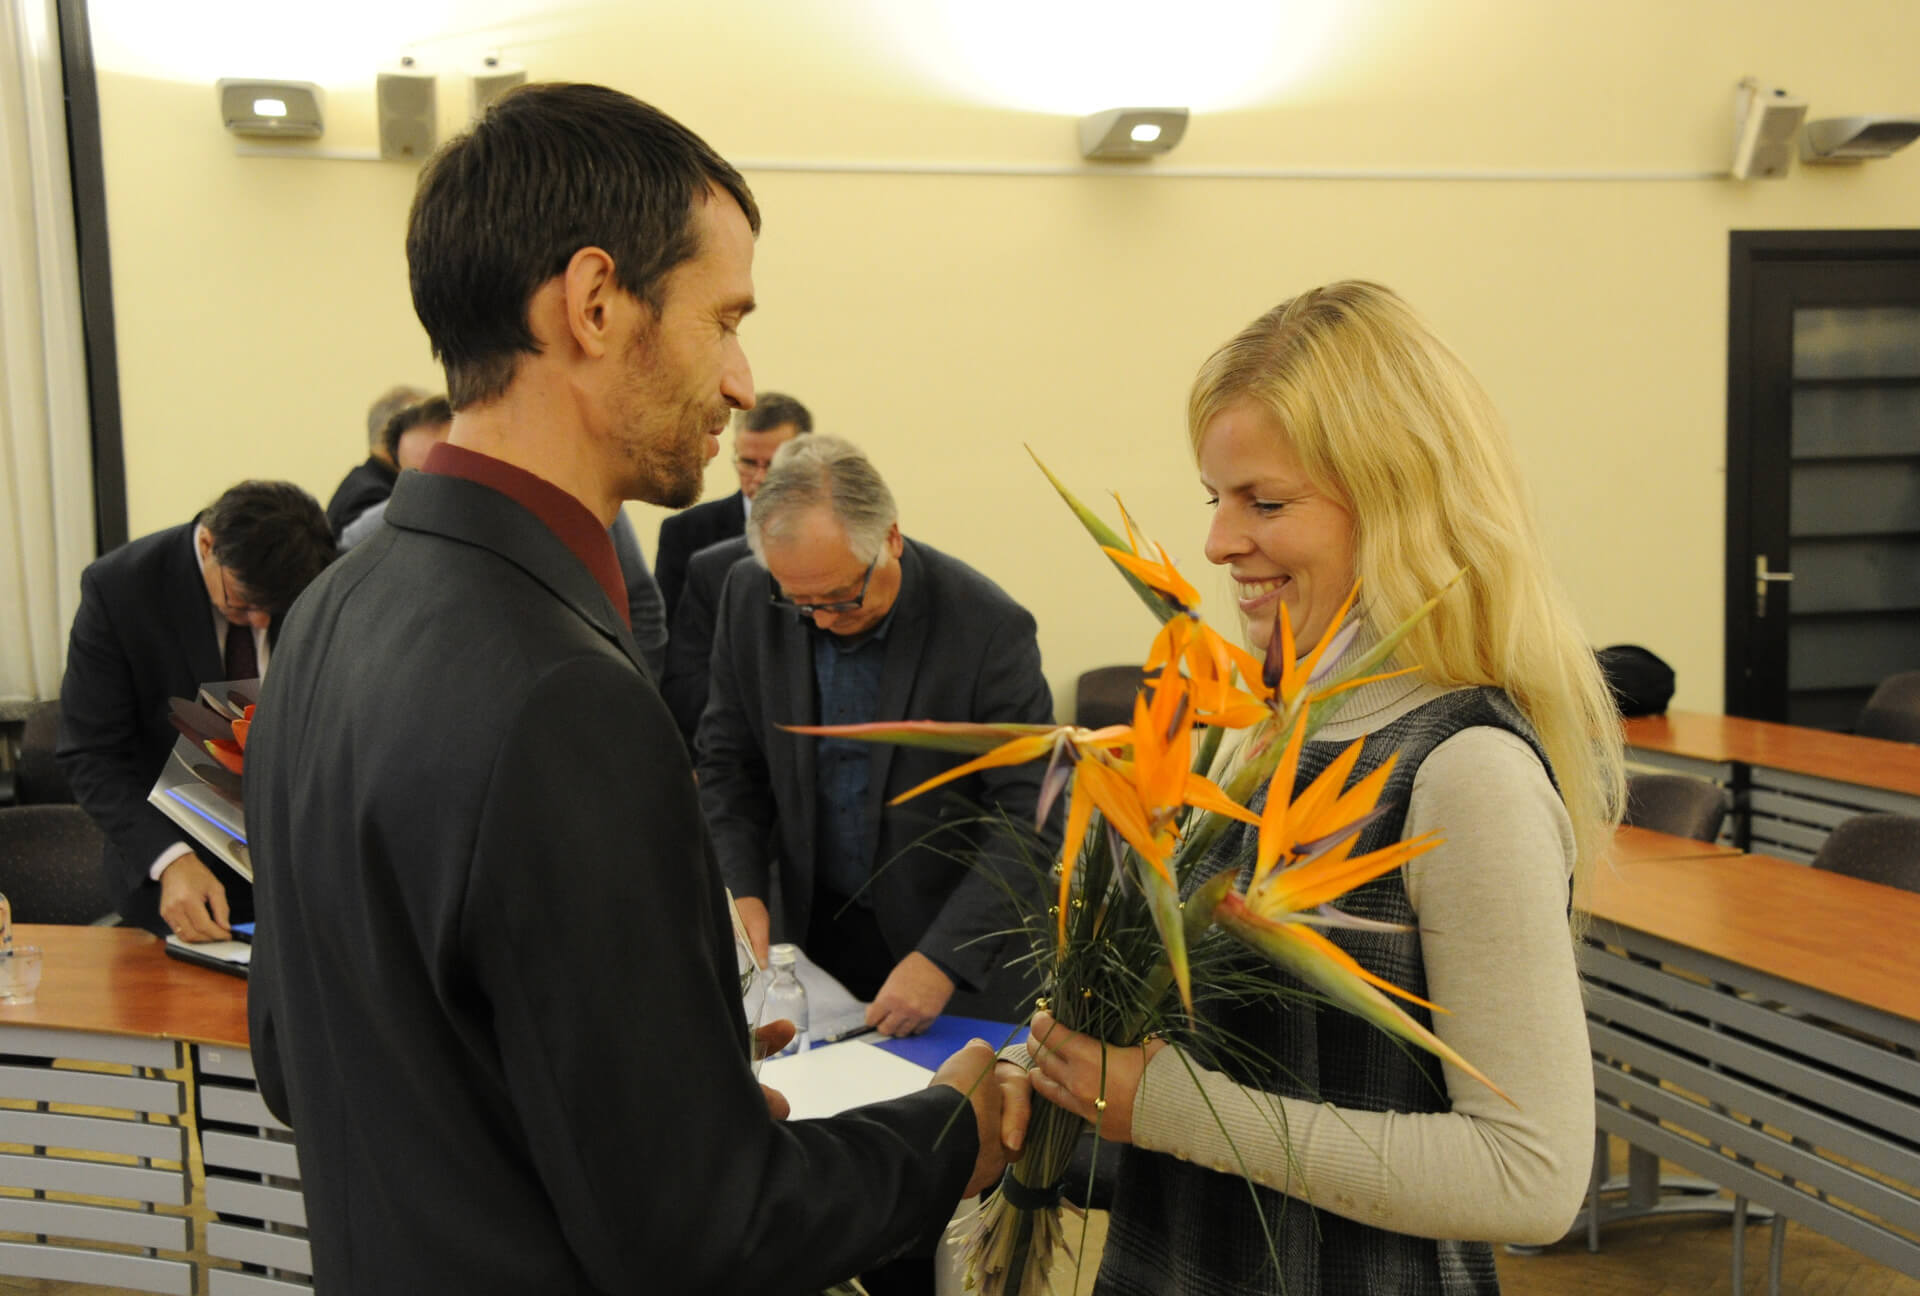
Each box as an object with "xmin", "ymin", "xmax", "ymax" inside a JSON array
[{"xmin": 1198, "ymin": 396, "xmax": 1357, "ymax": 657}]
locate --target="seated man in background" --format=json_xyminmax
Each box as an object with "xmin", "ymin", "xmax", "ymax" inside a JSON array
[
  {"xmin": 56, "ymin": 480, "xmax": 334, "ymax": 940},
  {"xmin": 654, "ymin": 390, "xmax": 809, "ymax": 619},
  {"xmin": 336, "ymin": 395, "xmax": 454, "ymax": 549},
  {"xmin": 325, "ymin": 384, "xmax": 425, "ymax": 540},
  {"xmin": 699, "ymin": 435, "xmax": 1055, "ymax": 1035}
]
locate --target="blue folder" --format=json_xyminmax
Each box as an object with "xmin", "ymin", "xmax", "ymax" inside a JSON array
[{"xmin": 870, "ymin": 1014, "xmax": 1024, "ymax": 1071}]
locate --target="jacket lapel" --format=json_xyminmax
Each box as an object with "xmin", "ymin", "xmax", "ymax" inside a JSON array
[
  {"xmin": 171, "ymin": 524, "xmax": 224, "ymax": 685},
  {"xmin": 779, "ymin": 591, "xmax": 819, "ymax": 883},
  {"xmin": 861, "ymin": 540, "xmax": 927, "ymax": 870}
]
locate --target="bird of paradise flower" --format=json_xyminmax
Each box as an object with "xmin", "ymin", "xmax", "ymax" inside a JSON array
[{"xmin": 787, "ymin": 454, "xmax": 1493, "ymax": 1294}]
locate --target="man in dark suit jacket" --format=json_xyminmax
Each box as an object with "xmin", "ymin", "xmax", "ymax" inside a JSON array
[
  {"xmin": 653, "ymin": 390, "xmax": 809, "ymax": 619},
  {"xmin": 245, "ymin": 85, "xmax": 1004, "ymax": 1294},
  {"xmin": 323, "ymin": 384, "xmax": 424, "ymax": 538},
  {"xmin": 660, "ymin": 533, "xmax": 749, "ymax": 742},
  {"xmin": 55, "ymin": 481, "xmax": 334, "ymax": 939},
  {"xmin": 699, "ymin": 435, "xmax": 1055, "ymax": 1036}
]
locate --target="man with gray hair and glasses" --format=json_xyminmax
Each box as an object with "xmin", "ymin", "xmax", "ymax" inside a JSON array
[{"xmin": 698, "ymin": 435, "xmax": 1055, "ymax": 1038}]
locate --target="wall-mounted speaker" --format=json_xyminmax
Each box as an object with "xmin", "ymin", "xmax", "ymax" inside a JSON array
[
  {"xmin": 377, "ymin": 61, "xmax": 437, "ymax": 162},
  {"xmin": 1731, "ymin": 78, "xmax": 1807, "ymax": 181},
  {"xmin": 470, "ymin": 57, "xmax": 526, "ymax": 119}
]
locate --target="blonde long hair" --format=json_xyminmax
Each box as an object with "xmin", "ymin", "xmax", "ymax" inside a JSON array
[{"xmin": 1189, "ymin": 281, "xmax": 1624, "ymax": 887}]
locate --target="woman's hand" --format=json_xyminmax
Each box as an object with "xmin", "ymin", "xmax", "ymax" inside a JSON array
[{"xmin": 1024, "ymin": 1011, "xmax": 1167, "ymax": 1145}]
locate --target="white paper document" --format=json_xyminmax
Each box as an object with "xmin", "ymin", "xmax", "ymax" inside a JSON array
[{"xmin": 757, "ymin": 1040, "xmax": 934, "ymax": 1120}]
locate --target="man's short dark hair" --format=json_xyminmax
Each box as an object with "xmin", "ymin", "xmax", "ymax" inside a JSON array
[
  {"xmin": 406, "ymin": 82, "xmax": 761, "ymax": 410},
  {"xmin": 201, "ymin": 481, "xmax": 335, "ymax": 617},
  {"xmin": 741, "ymin": 392, "xmax": 812, "ymax": 436},
  {"xmin": 383, "ymin": 395, "xmax": 453, "ymax": 463}
]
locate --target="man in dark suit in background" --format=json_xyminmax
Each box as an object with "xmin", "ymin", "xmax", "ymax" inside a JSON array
[
  {"xmin": 55, "ymin": 481, "xmax": 334, "ymax": 939},
  {"xmin": 653, "ymin": 390, "xmax": 809, "ymax": 619},
  {"xmin": 245, "ymin": 84, "xmax": 1005, "ymax": 1294},
  {"xmin": 699, "ymin": 435, "xmax": 1055, "ymax": 1037},
  {"xmin": 659, "ymin": 531, "xmax": 748, "ymax": 742},
  {"xmin": 324, "ymin": 384, "xmax": 425, "ymax": 539}
]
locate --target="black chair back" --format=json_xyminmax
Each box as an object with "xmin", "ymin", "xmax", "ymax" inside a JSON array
[
  {"xmin": 1856, "ymin": 671, "xmax": 1920, "ymax": 745},
  {"xmin": 1074, "ymin": 665, "xmax": 1149, "ymax": 732},
  {"xmin": 1810, "ymin": 813, "xmax": 1920, "ymax": 895},
  {"xmin": 0, "ymin": 805, "xmax": 115, "ymax": 924},
  {"xmin": 13, "ymin": 701, "xmax": 74, "ymax": 805},
  {"xmin": 1624, "ymin": 773, "xmax": 1728, "ymax": 843}
]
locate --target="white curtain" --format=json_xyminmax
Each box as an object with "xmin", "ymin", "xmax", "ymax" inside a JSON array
[{"xmin": 0, "ymin": 0, "xmax": 96, "ymax": 703}]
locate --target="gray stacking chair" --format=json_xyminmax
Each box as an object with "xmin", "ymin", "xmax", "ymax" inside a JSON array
[{"xmin": 1856, "ymin": 671, "xmax": 1920, "ymax": 745}]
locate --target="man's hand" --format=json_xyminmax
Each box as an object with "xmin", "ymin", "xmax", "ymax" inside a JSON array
[
  {"xmin": 993, "ymin": 1056, "xmax": 1032, "ymax": 1156},
  {"xmin": 750, "ymin": 1021, "xmax": 796, "ymax": 1119},
  {"xmin": 866, "ymin": 951, "xmax": 954, "ymax": 1037},
  {"xmin": 929, "ymin": 1039, "xmax": 1008, "ymax": 1197},
  {"xmin": 735, "ymin": 895, "xmax": 771, "ymax": 967},
  {"xmin": 158, "ymin": 853, "xmax": 231, "ymax": 943}
]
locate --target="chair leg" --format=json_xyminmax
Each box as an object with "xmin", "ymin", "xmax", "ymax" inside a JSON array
[
  {"xmin": 1766, "ymin": 1210, "xmax": 1787, "ymax": 1296},
  {"xmin": 1730, "ymin": 1195, "xmax": 1747, "ymax": 1293},
  {"xmin": 1588, "ymin": 1129, "xmax": 1606, "ymax": 1253}
]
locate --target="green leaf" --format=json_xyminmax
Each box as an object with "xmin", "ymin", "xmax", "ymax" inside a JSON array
[
  {"xmin": 778, "ymin": 720, "xmax": 1061, "ymax": 755},
  {"xmin": 1214, "ymin": 894, "xmax": 1512, "ymax": 1105},
  {"xmin": 1029, "ymin": 447, "xmax": 1174, "ymax": 626},
  {"xmin": 1141, "ymin": 862, "xmax": 1194, "ymax": 1015}
]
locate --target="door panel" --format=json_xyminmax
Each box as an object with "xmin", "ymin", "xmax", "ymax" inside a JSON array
[{"xmin": 1726, "ymin": 233, "xmax": 1920, "ymax": 727}]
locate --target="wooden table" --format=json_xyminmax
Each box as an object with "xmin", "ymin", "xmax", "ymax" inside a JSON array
[
  {"xmin": 1624, "ymin": 710, "xmax": 1920, "ymax": 861},
  {"xmin": 0, "ymin": 926, "xmax": 304, "ymax": 1296},
  {"xmin": 1604, "ymin": 824, "xmax": 1743, "ymax": 867},
  {"xmin": 1580, "ymin": 851, "xmax": 1920, "ymax": 1286}
]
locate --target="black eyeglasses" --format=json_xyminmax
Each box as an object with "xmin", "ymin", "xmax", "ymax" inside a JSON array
[{"xmin": 769, "ymin": 555, "xmax": 879, "ymax": 617}]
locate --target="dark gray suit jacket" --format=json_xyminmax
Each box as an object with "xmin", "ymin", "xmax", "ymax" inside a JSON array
[
  {"xmin": 55, "ymin": 521, "xmax": 255, "ymax": 932},
  {"xmin": 697, "ymin": 538, "xmax": 1055, "ymax": 1020},
  {"xmin": 246, "ymin": 471, "xmax": 973, "ymax": 1294}
]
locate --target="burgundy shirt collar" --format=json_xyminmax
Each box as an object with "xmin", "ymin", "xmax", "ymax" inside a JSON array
[{"xmin": 421, "ymin": 442, "xmax": 630, "ymax": 629}]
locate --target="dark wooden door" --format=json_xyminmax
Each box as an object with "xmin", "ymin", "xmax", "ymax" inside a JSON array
[{"xmin": 1726, "ymin": 231, "xmax": 1920, "ymax": 727}]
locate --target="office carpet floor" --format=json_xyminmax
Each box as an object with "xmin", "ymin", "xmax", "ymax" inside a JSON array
[{"xmin": 2, "ymin": 1148, "xmax": 1917, "ymax": 1293}]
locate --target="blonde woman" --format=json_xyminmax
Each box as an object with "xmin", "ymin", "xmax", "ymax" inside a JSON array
[{"xmin": 1014, "ymin": 281, "xmax": 1624, "ymax": 1294}]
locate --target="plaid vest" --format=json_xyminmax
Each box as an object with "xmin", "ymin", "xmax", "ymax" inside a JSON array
[{"xmin": 1096, "ymin": 687, "xmax": 1552, "ymax": 1296}]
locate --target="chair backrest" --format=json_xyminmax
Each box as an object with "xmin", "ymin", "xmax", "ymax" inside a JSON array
[
  {"xmin": 13, "ymin": 700, "xmax": 74, "ymax": 805},
  {"xmin": 1810, "ymin": 812, "xmax": 1920, "ymax": 894},
  {"xmin": 1073, "ymin": 665, "xmax": 1149, "ymax": 732},
  {"xmin": 1624, "ymin": 773, "xmax": 1728, "ymax": 843},
  {"xmin": 0, "ymin": 805, "xmax": 115, "ymax": 924},
  {"xmin": 1856, "ymin": 671, "xmax": 1920, "ymax": 745}
]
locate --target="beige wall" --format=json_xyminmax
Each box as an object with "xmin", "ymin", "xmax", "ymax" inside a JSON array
[{"xmin": 86, "ymin": 0, "xmax": 1920, "ymax": 715}]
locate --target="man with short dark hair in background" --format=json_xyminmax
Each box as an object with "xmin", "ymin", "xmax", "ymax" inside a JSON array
[
  {"xmin": 244, "ymin": 83, "xmax": 1006, "ymax": 1294},
  {"xmin": 56, "ymin": 480, "xmax": 334, "ymax": 940},
  {"xmin": 336, "ymin": 395, "xmax": 454, "ymax": 549},
  {"xmin": 654, "ymin": 390, "xmax": 810, "ymax": 619},
  {"xmin": 324, "ymin": 383, "xmax": 426, "ymax": 539}
]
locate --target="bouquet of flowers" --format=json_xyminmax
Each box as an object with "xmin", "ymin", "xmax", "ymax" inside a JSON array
[{"xmin": 795, "ymin": 458, "xmax": 1503, "ymax": 1294}]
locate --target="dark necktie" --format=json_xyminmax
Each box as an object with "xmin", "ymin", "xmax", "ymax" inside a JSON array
[{"xmin": 224, "ymin": 624, "xmax": 258, "ymax": 680}]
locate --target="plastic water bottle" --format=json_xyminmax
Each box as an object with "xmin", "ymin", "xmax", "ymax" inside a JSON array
[{"xmin": 759, "ymin": 943, "xmax": 809, "ymax": 1057}]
